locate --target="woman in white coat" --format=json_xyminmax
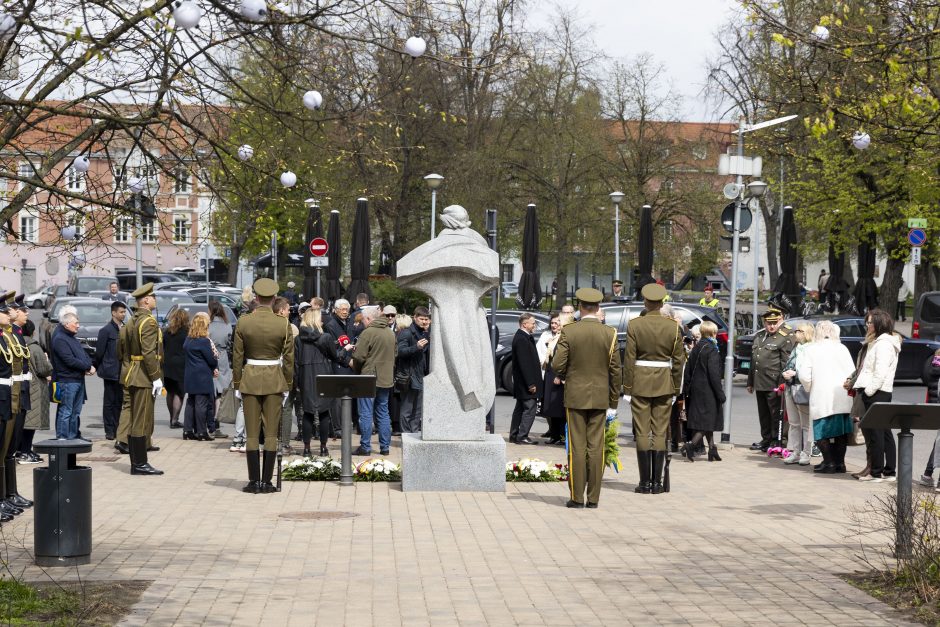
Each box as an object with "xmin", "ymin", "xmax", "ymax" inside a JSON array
[{"xmin": 797, "ymin": 320, "xmax": 856, "ymax": 474}]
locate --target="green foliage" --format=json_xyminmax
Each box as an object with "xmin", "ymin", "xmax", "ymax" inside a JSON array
[
  {"xmin": 370, "ymin": 278, "xmax": 427, "ymax": 315},
  {"xmin": 0, "ymin": 578, "xmax": 79, "ymax": 625}
]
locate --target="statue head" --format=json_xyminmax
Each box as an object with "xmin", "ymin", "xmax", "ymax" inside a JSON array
[{"xmin": 440, "ymin": 204, "xmax": 471, "ymax": 230}]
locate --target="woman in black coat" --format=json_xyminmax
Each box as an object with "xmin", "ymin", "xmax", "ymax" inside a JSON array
[
  {"xmin": 295, "ymin": 308, "xmax": 338, "ymax": 457},
  {"xmin": 539, "ymin": 312, "xmax": 569, "ymax": 445},
  {"xmin": 163, "ymin": 308, "xmax": 189, "ymax": 429},
  {"xmin": 681, "ymin": 321, "xmax": 726, "ymax": 462}
]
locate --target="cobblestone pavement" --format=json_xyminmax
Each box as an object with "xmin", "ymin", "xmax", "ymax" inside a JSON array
[{"xmin": 0, "ymin": 423, "xmax": 921, "ymax": 626}]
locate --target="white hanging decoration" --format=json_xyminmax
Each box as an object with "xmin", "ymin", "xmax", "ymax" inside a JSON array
[
  {"xmin": 172, "ymin": 1, "xmax": 203, "ymax": 30},
  {"xmin": 852, "ymin": 131, "xmax": 871, "ymax": 150},
  {"xmin": 72, "ymin": 155, "xmax": 90, "ymax": 173},
  {"xmin": 302, "ymin": 90, "xmax": 323, "ymax": 110},
  {"xmin": 128, "ymin": 176, "xmax": 146, "ymax": 194},
  {"xmin": 61, "ymin": 226, "xmax": 77, "ymax": 241},
  {"xmin": 237, "ymin": 144, "xmax": 254, "ymax": 161},
  {"xmin": 912, "ymin": 83, "xmax": 928, "ymax": 98},
  {"xmin": 280, "ymin": 171, "xmax": 297, "ymax": 187},
  {"xmin": 811, "ymin": 25, "xmax": 829, "ymax": 41},
  {"xmin": 404, "ymin": 36, "xmax": 427, "ymax": 58},
  {"xmin": 240, "ymin": 0, "xmax": 267, "ymax": 21},
  {"xmin": 0, "ymin": 13, "xmax": 16, "ymax": 38}
]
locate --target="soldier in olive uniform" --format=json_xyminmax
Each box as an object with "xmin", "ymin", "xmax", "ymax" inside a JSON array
[
  {"xmin": 5, "ymin": 296, "xmax": 32, "ymax": 510},
  {"xmin": 233, "ymin": 278, "xmax": 294, "ymax": 494},
  {"xmin": 552, "ymin": 288, "xmax": 622, "ymax": 508},
  {"xmin": 0, "ymin": 296, "xmax": 17, "ymax": 522},
  {"xmin": 119, "ymin": 283, "xmax": 164, "ymax": 475},
  {"xmin": 623, "ymin": 283, "xmax": 686, "ymax": 494},
  {"xmin": 747, "ymin": 307, "xmax": 794, "ymax": 451}
]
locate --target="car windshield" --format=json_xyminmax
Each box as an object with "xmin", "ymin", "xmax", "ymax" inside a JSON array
[
  {"xmin": 156, "ymin": 293, "xmax": 195, "ymax": 310},
  {"xmin": 77, "ymin": 278, "xmax": 115, "ymax": 292},
  {"xmin": 69, "ymin": 304, "xmax": 112, "ymax": 324},
  {"xmin": 922, "ymin": 295, "xmax": 940, "ymax": 322}
]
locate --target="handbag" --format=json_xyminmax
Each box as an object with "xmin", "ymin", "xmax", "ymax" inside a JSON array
[
  {"xmin": 48, "ymin": 381, "xmax": 62, "ymax": 404},
  {"xmin": 394, "ymin": 369, "xmax": 410, "ymax": 393},
  {"xmin": 216, "ymin": 387, "xmax": 237, "ymax": 424},
  {"xmin": 790, "ymin": 383, "xmax": 810, "ymax": 405}
]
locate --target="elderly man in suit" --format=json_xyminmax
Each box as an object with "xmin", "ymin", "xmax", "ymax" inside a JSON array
[{"xmin": 510, "ymin": 313, "xmax": 542, "ymax": 445}]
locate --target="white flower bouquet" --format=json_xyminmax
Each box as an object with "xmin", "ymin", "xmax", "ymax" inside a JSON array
[
  {"xmin": 282, "ymin": 457, "xmax": 342, "ymax": 481},
  {"xmin": 505, "ymin": 458, "xmax": 568, "ymax": 482},
  {"xmin": 355, "ymin": 458, "xmax": 402, "ymax": 482}
]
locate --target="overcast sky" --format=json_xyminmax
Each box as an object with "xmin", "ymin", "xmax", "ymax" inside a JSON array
[{"xmin": 527, "ymin": 0, "xmax": 740, "ymax": 121}]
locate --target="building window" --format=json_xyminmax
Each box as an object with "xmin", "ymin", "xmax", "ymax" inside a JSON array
[
  {"xmin": 18, "ymin": 213, "xmax": 37, "ymax": 243},
  {"xmin": 113, "ymin": 166, "xmax": 126, "ymax": 190},
  {"xmin": 114, "ymin": 218, "xmax": 132, "ymax": 244},
  {"xmin": 174, "ymin": 168, "xmax": 189, "ymax": 193},
  {"xmin": 17, "ymin": 162, "xmax": 33, "ymax": 190},
  {"xmin": 659, "ymin": 220, "xmax": 673, "ymax": 241},
  {"xmin": 140, "ymin": 218, "xmax": 157, "ymax": 243},
  {"xmin": 660, "ymin": 179, "xmax": 674, "ymax": 192},
  {"xmin": 173, "ymin": 215, "xmax": 191, "ymax": 243},
  {"xmin": 66, "ymin": 167, "xmax": 85, "ymax": 191}
]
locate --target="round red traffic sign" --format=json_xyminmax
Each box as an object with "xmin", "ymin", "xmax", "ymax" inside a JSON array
[{"xmin": 309, "ymin": 237, "xmax": 328, "ymax": 257}]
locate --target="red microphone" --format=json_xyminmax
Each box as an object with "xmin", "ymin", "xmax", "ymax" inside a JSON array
[{"xmin": 337, "ymin": 335, "xmax": 350, "ymax": 347}]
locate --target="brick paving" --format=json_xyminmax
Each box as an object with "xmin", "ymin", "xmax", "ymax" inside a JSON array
[{"xmin": 0, "ymin": 424, "xmax": 921, "ymax": 626}]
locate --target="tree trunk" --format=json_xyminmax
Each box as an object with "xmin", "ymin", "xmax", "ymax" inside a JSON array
[
  {"xmin": 881, "ymin": 255, "xmax": 904, "ymax": 316},
  {"xmin": 227, "ymin": 244, "xmax": 242, "ymax": 285},
  {"xmin": 556, "ymin": 246, "xmax": 569, "ymax": 306}
]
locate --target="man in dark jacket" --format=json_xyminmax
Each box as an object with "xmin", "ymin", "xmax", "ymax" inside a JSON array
[
  {"xmin": 51, "ymin": 311, "xmax": 94, "ymax": 440},
  {"xmin": 324, "ymin": 298, "xmax": 355, "ymax": 436},
  {"xmin": 94, "ymin": 301, "xmax": 126, "ymax": 440},
  {"xmin": 510, "ymin": 313, "xmax": 542, "ymax": 444},
  {"xmin": 397, "ymin": 306, "xmax": 430, "ymax": 433}
]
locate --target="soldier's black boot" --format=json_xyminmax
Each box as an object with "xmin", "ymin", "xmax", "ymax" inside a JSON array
[
  {"xmin": 243, "ymin": 451, "xmax": 260, "ymax": 493},
  {"xmin": 259, "ymin": 451, "xmax": 277, "ymax": 494},
  {"xmin": 651, "ymin": 451, "xmax": 666, "ymax": 494},
  {"xmin": 5, "ymin": 458, "xmax": 31, "ymax": 508},
  {"xmin": 0, "ymin": 463, "xmax": 19, "ymax": 516},
  {"xmin": 114, "ymin": 440, "xmax": 129, "ymax": 455},
  {"xmin": 634, "ymin": 450, "xmax": 651, "ymax": 494},
  {"xmin": 129, "ymin": 437, "xmax": 163, "ymax": 475}
]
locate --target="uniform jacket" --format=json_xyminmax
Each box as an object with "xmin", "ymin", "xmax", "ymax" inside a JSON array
[
  {"xmin": 232, "ymin": 306, "xmax": 294, "ymax": 395},
  {"xmin": 511, "ymin": 328, "xmax": 542, "ymax": 400},
  {"xmin": 51, "ymin": 326, "xmax": 92, "ymax": 382},
  {"xmin": 746, "ymin": 326, "xmax": 795, "ymax": 391},
  {"xmin": 622, "ymin": 313, "xmax": 685, "ymax": 397},
  {"xmin": 25, "ymin": 334, "xmax": 51, "ymax": 430},
  {"xmin": 119, "ymin": 308, "xmax": 163, "ymax": 389},
  {"xmin": 397, "ymin": 323, "xmax": 430, "ymax": 391},
  {"xmin": 0, "ymin": 331, "xmax": 13, "ymax": 417},
  {"xmin": 183, "ymin": 337, "xmax": 218, "ymax": 395},
  {"xmin": 551, "ymin": 317, "xmax": 621, "ymax": 410},
  {"xmin": 94, "ymin": 319, "xmax": 122, "ymax": 381},
  {"xmin": 682, "ymin": 338, "xmax": 725, "ymax": 432},
  {"xmin": 294, "ymin": 326, "xmax": 336, "ymax": 414},
  {"xmin": 12, "ymin": 325, "xmax": 29, "ymax": 412},
  {"xmin": 352, "ymin": 317, "xmax": 397, "ymax": 389}
]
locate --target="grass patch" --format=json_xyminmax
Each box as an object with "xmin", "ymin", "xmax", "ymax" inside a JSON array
[
  {"xmin": 844, "ymin": 571, "xmax": 940, "ymax": 626},
  {"xmin": 0, "ymin": 578, "xmax": 149, "ymax": 626}
]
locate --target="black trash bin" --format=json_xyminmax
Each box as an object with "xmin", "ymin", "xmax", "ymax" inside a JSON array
[{"xmin": 33, "ymin": 439, "xmax": 92, "ymax": 567}]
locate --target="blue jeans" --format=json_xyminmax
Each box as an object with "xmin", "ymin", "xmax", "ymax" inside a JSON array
[
  {"xmin": 55, "ymin": 381, "xmax": 85, "ymax": 440},
  {"xmin": 358, "ymin": 387, "xmax": 391, "ymax": 453}
]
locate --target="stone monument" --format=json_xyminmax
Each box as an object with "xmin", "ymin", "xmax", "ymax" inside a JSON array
[{"xmin": 397, "ymin": 205, "xmax": 505, "ymax": 492}]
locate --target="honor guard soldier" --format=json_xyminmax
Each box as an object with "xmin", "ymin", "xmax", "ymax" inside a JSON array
[
  {"xmin": 5, "ymin": 295, "xmax": 32, "ymax": 509},
  {"xmin": 623, "ymin": 283, "xmax": 686, "ymax": 494},
  {"xmin": 747, "ymin": 307, "xmax": 794, "ymax": 451},
  {"xmin": 120, "ymin": 283, "xmax": 164, "ymax": 475},
  {"xmin": 552, "ymin": 287, "xmax": 622, "ymax": 508},
  {"xmin": 603, "ymin": 279, "xmax": 627, "ymax": 303},
  {"xmin": 232, "ymin": 278, "xmax": 294, "ymax": 494},
  {"xmin": 0, "ymin": 296, "xmax": 17, "ymax": 522}
]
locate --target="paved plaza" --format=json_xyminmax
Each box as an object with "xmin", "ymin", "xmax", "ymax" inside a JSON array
[{"xmin": 0, "ymin": 375, "xmax": 924, "ymax": 626}]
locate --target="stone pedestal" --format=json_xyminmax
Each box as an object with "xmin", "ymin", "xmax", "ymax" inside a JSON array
[{"xmin": 401, "ymin": 433, "xmax": 506, "ymax": 492}]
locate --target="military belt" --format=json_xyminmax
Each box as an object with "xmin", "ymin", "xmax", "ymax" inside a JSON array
[
  {"xmin": 0, "ymin": 378, "xmax": 10, "ymax": 386},
  {"xmin": 130, "ymin": 356, "xmax": 144, "ymax": 361},
  {"xmin": 636, "ymin": 360, "xmax": 671, "ymax": 368},
  {"xmin": 12, "ymin": 373, "xmax": 31, "ymax": 381},
  {"xmin": 247, "ymin": 358, "xmax": 281, "ymax": 366}
]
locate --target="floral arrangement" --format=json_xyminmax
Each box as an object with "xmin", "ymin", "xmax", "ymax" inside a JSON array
[
  {"xmin": 605, "ymin": 419, "xmax": 623, "ymax": 472},
  {"xmin": 506, "ymin": 458, "xmax": 568, "ymax": 482},
  {"xmin": 282, "ymin": 457, "xmax": 341, "ymax": 481},
  {"xmin": 355, "ymin": 458, "xmax": 402, "ymax": 482}
]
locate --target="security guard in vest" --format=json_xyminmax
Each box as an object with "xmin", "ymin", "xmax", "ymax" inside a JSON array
[
  {"xmin": 120, "ymin": 282, "xmax": 164, "ymax": 475},
  {"xmin": 699, "ymin": 286, "xmax": 720, "ymax": 308},
  {"xmin": 747, "ymin": 306, "xmax": 794, "ymax": 451},
  {"xmin": 233, "ymin": 278, "xmax": 294, "ymax": 494},
  {"xmin": 623, "ymin": 283, "xmax": 686, "ymax": 494},
  {"xmin": 552, "ymin": 287, "xmax": 622, "ymax": 508}
]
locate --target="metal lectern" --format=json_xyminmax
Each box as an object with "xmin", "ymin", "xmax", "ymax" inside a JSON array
[
  {"xmin": 317, "ymin": 375, "xmax": 377, "ymax": 485},
  {"xmin": 860, "ymin": 402, "xmax": 940, "ymax": 559}
]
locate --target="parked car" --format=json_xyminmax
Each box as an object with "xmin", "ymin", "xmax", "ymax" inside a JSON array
[
  {"xmin": 501, "ymin": 282, "xmax": 518, "ymax": 298},
  {"xmin": 598, "ymin": 301, "xmax": 729, "ymax": 362},
  {"xmin": 128, "ymin": 291, "xmax": 196, "ymax": 326},
  {"xmin": 116, "ymin": 272, "xmax": 187, "ymax": 291},
  {"xmin": 88, "ymin": 289, "xmax": 132, "ymax": 302},
  {"xmin": 733, "ymin": 314, "xmax": 939, "ymax": 384},
  {"xmin": 25, "ymin": 285, "xmax": 56, "ymax": 309},
  {"xmin": 162, "ymin": 302, "xmax": 238, "ymax": 334},
  {"xmin": 44, "ymin": 284, "xmax": 69, "ymax": 313},
  {"xmin": 913, "ymin": 291, "xmax": 940, "ymax": 341},
  {"xmin": 487, "ymin": 310, "xmax": 550, "ymax": 391},
  {"xmin": 41, "ymin": 298, "xmax": 129, "ymax": 357},
  {"xmin": 67, "ymin": 274, "xmax": 117, "ymax": 296},
  {"xmin": 186, "ymin": 289, "xmax": 242, "ymax": 313}
]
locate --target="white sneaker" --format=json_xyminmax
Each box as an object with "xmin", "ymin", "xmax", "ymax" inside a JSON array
[
  {"xmin": 920, "ymin": 474, "xmax": 934, "ymax": 487},
  {"xmin": 798, "ymin": 452, "xmax": 811, "ymax": 466},
  {"xmin": 783, "ymin": 453, "xmax": 800, "ymax": 464},
  {"xmin": 884, "ymin": 475, "xmax": 897, "ymax": 482},
  {"xmin": 858, "ymin": 474, "xmax": 883, "ymax": 483}
]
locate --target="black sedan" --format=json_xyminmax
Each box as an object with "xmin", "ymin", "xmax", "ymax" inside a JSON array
[
  {"xmin": 599, "ymin": 301, "xmax": 729, "ymax": 361},
  {"xmin": 41, "ymin": 298, "xmax": 130, "ymax": 357},
  {"xmin": 734, "ymin": 315, "xmax": 938, "ymax": 384}
]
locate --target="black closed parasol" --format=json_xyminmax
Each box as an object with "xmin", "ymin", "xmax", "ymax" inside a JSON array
[
  {"xmin": 853, "ymin": 237, "xmax": 879, "ymax": 315},
  {"xmin": 823, "ymin": 241, "xmax": 850, "ymax": 313},
  {"xmin": 516, "ymin": 203, "xmax": 543, "ymax": 310},
  {"xmin": 772, "ymin": 206, "xmax": 801, "ymax": 314},
  {"xmin": 634, "ymin": 204, "xmax": 655, "ymax": 298},
  {"xmin": 344, "ymin": 197, "xmax": 372, "ymax": 302},
  {"xmin": 325, "ymin": 210, "xmax": 344, "ymax": 304}
]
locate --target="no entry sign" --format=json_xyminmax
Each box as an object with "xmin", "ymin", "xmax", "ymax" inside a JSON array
[{"xmin": 309, "ymin": 237, "xmax": 328, "ymax": 257}]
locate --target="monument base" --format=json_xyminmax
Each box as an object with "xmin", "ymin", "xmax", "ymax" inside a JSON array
[{"xmin": 401, "ymin": 433, "xmax": 506, "ymax": 492}]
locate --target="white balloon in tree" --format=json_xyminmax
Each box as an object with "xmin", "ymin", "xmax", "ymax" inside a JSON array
[
  {"xmin": 240, "ymin": 0, "xmax": 267, "ymax": 21},
  {"xmin": 72, "ymin": 155, "xmax": 90, "ymax": 173},
  {"xmin": 404, "ymin": 36, "xmax": 427, "ymax": 58},
  {"xmin": 237, "ymin": 144, "xmax": 254, "ymax": 161},
  {"xmin": 61, "ymin": 226, "xmax": 77, "ymax": 241},
  {"xmin": 172, "ymin": 1, "xmax": 203, "ymax": 30},
  {"xmin": 280, "ymin": 171, "xmax": 297, "ymax": 187},
  {"xmin": 0, "ymin": 13, "xmax": 16, "ymax": 38},
  {"xmin": 811, "ymin": 25, "xmax": 829, "ymax": 40},
  {"xmin": 852, "ymin": 131, "xmax": 871, "ymax": 150},
  {"xmin": 302, "ymin": 90, "xmax": 323, "ymax": 110}
]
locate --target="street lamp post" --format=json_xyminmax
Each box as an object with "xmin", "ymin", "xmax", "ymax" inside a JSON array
[
  {"xmin": 424, "ymin": 173, "xmax": 443, "ymax": 240},
  {"xmin": 128, "ymin": 176, "xmax": 147, "ymax": 290},
  {"xmin": 609, "ymin": 191, "xmax": 625, "ymax": 284}
]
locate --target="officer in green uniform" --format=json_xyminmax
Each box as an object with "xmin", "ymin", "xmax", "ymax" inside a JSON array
[
  {"xmin": 603, "ymin": 280, "xmax": 627, "ymax": 303},
  {"xmin": 552, "ymin": 288, "xmax": 622, "ymax": 509},
  {"xmin": 623, "ymin": 283, "xmax": 686, "ymax": 494},
  {"xmin": 119, "ymin": 283, "xmax": 164, "ymax": 476},
  {"xmin": 747, "ymin": 307, "xmax": 794, "ymax": 451},
  {"xmin": 232, "ymin": 278, "xmax": 294, "ymax": 494}
]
